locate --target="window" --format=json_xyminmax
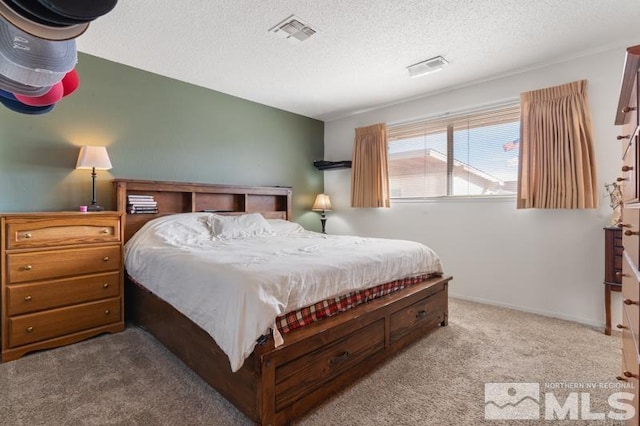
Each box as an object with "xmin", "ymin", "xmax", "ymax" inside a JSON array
[{"xmin": 387, "ymin": 103, "xmax": 520, "ymax": 199}]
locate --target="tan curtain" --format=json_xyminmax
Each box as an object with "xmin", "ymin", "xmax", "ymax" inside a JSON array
[
  {"xmin": 351, "ymin": 123, "xmax": 390, "ymax": 207},
  {"xmin": 517, "ymin": 80, "xmax": 598, "ymax": 209}
]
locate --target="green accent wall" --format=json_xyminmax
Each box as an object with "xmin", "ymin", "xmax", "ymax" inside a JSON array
[{"xmin": 0, "ymin": 53, "xmax": 325, "ymax": 230}]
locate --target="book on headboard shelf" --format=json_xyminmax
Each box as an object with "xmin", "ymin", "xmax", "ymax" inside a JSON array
[{"xmin": 127, "ymin": 194, "xmax": 158, "ymax": 214}]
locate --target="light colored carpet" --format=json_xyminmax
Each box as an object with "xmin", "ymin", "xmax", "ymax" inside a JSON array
[{"xmin": 0, "ymin": 298, "xmax": 626, "ymax": 425}]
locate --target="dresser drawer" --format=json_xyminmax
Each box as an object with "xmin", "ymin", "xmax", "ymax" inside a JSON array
[
  {"xmin": 6, "ymin": 216, "xmax": 120, "ymax": 249},
  {"xmin": 275, "ymin": 319, "xmax": 384, "ymax": 411},
  {"xmin": 6, "ymin": 272, "xmax": 120, "ymax": 316},
  {"xmin": 622, "ymin": 311, "xmax": 639, "ymax": 381},
  {"xmin": 7, "ymin": 245, "xmax": 121, "ymax": 284},
  {"xmin": 389, "ymin": 287, "xmax": 447, "ymax": 343},
  {"xmin": 8, "ymin": 297, "xmax": 121, "ymax": 348},
  {"xmin": 623, "ymin": 208, "xmax": 640, "ymax": 268}
]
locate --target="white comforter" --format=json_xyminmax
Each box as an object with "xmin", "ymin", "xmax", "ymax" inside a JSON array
[{"xmin": 124, "ymin": 213, "xmax": 443, "ymax": 372}]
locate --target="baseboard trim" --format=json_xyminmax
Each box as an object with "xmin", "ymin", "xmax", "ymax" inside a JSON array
[{"xmin": 449, "ymin": 293, "xmax": 603, "ymax": 329}]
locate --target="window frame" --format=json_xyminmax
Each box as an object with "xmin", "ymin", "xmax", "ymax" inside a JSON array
[{"xmin": 386, "ymin": 101, "xmax": 520, "ymax": 201}]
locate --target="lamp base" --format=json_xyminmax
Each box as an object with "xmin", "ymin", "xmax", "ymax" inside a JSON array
[{"xmin": 87, "ymin": 204, "xmax": 104, "ymax": 212}]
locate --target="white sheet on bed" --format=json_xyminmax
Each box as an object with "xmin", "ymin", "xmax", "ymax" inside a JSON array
[{"xmin": 124, "ymin": 213, "xmax": 443, "ymax": 372}]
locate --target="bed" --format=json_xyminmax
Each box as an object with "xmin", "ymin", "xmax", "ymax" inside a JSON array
[{"xmin": 114, "ymin": 179, "xmax": 452, "ymax": 426}]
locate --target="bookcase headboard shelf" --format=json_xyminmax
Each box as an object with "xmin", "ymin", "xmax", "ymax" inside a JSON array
[{"xmin": 113, "ymin": 179, "xmax": 292, "ymax": 242}]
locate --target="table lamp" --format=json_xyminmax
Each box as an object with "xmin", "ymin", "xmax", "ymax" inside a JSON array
[
  {"xmin": 76, "ymin": 146, "xmax": 112, "ymax": 211},
  {"xmin": 312, "ymin": 193, "xmax": 332, "ymax": 234}
]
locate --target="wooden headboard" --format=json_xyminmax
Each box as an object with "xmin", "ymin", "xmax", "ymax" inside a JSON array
[{"xmin": 113, "ymin": 179, "xmax": 292, "ymax": 242}]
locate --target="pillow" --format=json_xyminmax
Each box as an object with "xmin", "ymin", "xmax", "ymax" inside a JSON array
[
  {"xmin": 267, "ymin": 219, "xmax": 304, "ymax": 235},
  {"xmin": 150, "ymin": 213, "xmax": 214, "ymax": 246},
  {"xmin": 208, "ymin": 213, "xmax": 274, "ymax": 240}
]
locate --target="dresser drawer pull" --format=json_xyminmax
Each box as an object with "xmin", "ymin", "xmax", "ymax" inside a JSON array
[
  {"xmin": 416, "ymin": 309, "xmax": 428, "ymax": 319},
  {"xmin": 616, "ymin": 323, "xmax": 627, "ymax": 329},
  {"xmin": 103, "ymin": 283, "xmax": 109, "ymax": 289},
  {"xmin": 618, "ymin": 135, "xmax": 631, "ymax": 140},
  {"xmin": 622, "ymin": 165, "xmax": 634, "ymax": 172},
  {"xmin": 624, "ymin": 230, "xmax": 639, "ymax": 236},
  {"xmin": 103, "ymin": 256, "xmax": 110, "ymax": 262},
  {"xmin": 26, "ymin": 326, "xmax": 33, "ymax": 333},
  {"xmin": 23, "ymin": 232, "xmax": 31, "ymax": 239},
  {"xmin": 617, "ymin": 177, "xmax": 629, "ymax": 182},
  {"xmin": 104, "ymin": 309, "xmax": 111, "ymax": 315},
  {"xmin": 622, "ymin": 106, "xmax": 637, "ymax": 113},
  {"xmin": 623, "ymin": 298, "xmax": 638, "ymax": 306},
  {"xmin": 101, "ymin": 229, "xmax": 110, "ymax": 234},
  {"xmin": 23, "ymin": 264, "xmax": 32, "ymax": 271},
  {"xmin": 623, "ymin": 371, "xmax": 638, "ymax": 379},
  {"xmin": 330, "ymin": 351, "xmax": 350, "ymax": 366},
  {"xmin": 618, "ymin": 223, "xmax": 631, "ymax": 228},
  {"xmin": 24, "ymin": 295, "xmax": 32, "ymax": 302}
]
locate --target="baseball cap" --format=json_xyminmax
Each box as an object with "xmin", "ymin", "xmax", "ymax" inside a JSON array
[
  {"xmin": 0, "ymin": 14, "xmax": 77, "ymax": 87},
  {"xmin": 0, "ymin": 72, "xmax": 51, "ymax": 95},
  {"xmin": 14, "ymin": 80, "xmax": 63, "ymax": 106},
  {"xmin": 0, "ymin": 89, "xmax": 54, "ymax": 114},
  {"xmin": 36, "ymin": 0, "xmax": 118, "ymax": 22},
  {"xmin": 0, "ymin": 0, "xmax": 87, "ymax": 40},
  {"xmin": 8, "ymin": 0, "xmax": 88, "ymax": 26}
]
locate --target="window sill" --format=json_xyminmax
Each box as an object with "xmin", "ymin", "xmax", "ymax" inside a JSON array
[{"xmin": 391, "ymin": 195, "xmax": 517, "ymax": 204}]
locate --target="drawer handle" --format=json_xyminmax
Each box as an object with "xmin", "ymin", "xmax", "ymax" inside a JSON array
[
  {"xmin": 618, "ymin": 135, "xmax": 631, "ymax": 140},
  {"xmin": 23, "ymin": 264, "xmax": 32, "ymax": 271},
  {"xmin": 26, "ymin": 326, "xmax": 33, "ymax": 333},
  {"xmin": 622, "ymin": 106, "xmax": 637, "ymax": 113},
  {"xmin": 623, "ymin": 371, "xmax": 638, "ymax": 379},
  {"xmin": 103, "ymin": 283, "xmax": 110, "ymax": 289},
  {"xmin": 616, "ymin": 323, "xmax": 627, "ymax": 329},
  {"xmin": 101, "ymin": 229, "xmax": 110, "ymax": 234},
  {"xmin": 618, "ymin": 223, "xmax": 631, "ymax": 228},
  {"xmin": 104, "ymin": 309, "xmax": 111, "ymax": 315},
  {"xmin": 23, "ymin": 232, "xmax": 31, "ymax": 239},
  {"xmin": 24, "ymin": 295, "xmax": 32, "ymax": 302},
  {"xmin": 624, "ymin": 230, "xmax": 639, "ymax": 236},
  {"xmin": 103, "ymin": 256, "xmax": 110, "ymax": 262},
  {"xmin": 617, "ymin": 177, "xmax": 629, "ymax": 182},
  {"xmin": 416, "ymin": 309, "xmax": 428, "ymax": 319},
  {"xmin": 622, "ymin": 165, "xmax": 634, "ymax": 172},
  {"xmin": 623, "ymin": 298, "xmax": 638, "ymax": 306},
  {"xmin": 330, "ymin": 351, "xmax": 350, "ymax": 365}
]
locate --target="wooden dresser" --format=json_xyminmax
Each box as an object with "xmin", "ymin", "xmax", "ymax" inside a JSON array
[
  {"xmin": 615, "ymin": 45, "xmax": 640, "ymax": 425},
  {"xmin": 0, "ymin": 212, "xmax": 124, "ymax": 362}
]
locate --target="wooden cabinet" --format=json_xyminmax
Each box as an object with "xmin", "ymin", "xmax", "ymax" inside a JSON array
[
  {"xmin": 615, "ymin": 45, "xmax": 640, "ymax": 425},
  {"xmin": 1, "ymin": 212, "xmax": 124, "ymax": 362}
]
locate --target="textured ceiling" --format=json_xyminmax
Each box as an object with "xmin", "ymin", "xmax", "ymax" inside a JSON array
[{"xmin": 76, "ymin": 0, "xmax": 640, "ymax": 121}]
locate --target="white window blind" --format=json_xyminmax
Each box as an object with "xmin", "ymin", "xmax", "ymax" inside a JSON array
[{"xmin": 387, "ymin": 103, "xmax": 521, "ymax": 199}]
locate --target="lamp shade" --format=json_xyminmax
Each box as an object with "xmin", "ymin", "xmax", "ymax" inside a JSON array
[
  {"xmin": 76, "ymin": 146, "xmax": 112, "ymax": 170},
  {"xmin": 312, "ymin": 193, "xmax": 332, "ymax": 211}
]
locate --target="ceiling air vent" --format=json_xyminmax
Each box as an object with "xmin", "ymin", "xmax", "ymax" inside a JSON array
[
  {"xmin": 407, "ymin": 56, "xmax": 448, "ymax": 78},
  {"xmin": 269, "ymin": 15, "xmax": 317, "ymax": 42}
]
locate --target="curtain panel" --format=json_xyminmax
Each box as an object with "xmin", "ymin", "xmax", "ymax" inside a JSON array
[
  {"xmin": 517, "ymin": 80, "xmax": 598, "ymax": 209},
  {"xmin": 351, "ymin": 123, "xmax": 390, "ymax": 208}
]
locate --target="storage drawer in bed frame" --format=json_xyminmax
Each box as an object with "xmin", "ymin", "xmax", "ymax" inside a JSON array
[{"xmin": 126, "ymin": 273, "xmax": 450, "ymax": 426}]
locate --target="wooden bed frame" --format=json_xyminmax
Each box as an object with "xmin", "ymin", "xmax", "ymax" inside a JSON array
[{"xmin": 114, "ymin": 179, "xmax": 451, "ymax": 426}]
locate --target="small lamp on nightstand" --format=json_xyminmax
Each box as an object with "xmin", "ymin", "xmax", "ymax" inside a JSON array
[
  {"xmin": 312, "ymin": 193, "xmax": 332, "ymax": 234},
  {"xmin": 76, "ymin": 146, "xmax": 112, "ymax": 212}
]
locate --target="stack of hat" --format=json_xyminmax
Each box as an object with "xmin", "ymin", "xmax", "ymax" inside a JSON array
[{"xmin": 0, "ymin": 0, "xmax": 118, "ymax": 114}]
